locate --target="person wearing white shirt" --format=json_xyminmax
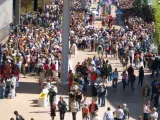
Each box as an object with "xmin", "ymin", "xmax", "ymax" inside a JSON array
[
  {"xmin": 150, "ymin": 107, "xmax": 158, "ymax": 120},
  {"xmin": 46, "ymin": 80, "xmax": 51, "ymax": 90},
  {"xmin": 114, "ymin": 105, "xmax": 124, "ymax": 120},
  {"xmin": 103, "ymin": 107, "xmax": 114, "ymax": 120},
  {"xmin": 82, "ymin": 96, "xmax": 90, "ymax": 108},
  {"xmin": 10, "ymin": 75, "xmax": 17, "ymax": 98}
]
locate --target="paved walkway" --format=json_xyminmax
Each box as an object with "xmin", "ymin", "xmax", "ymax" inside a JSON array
[{"xmin": 0, "ymin": 2, "xmax": 152, "ymax": 120}]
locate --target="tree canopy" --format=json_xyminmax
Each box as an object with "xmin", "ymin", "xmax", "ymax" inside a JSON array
[{"xmin": 153, "ymin": 0, "xmax": 160, "ymax": 44}]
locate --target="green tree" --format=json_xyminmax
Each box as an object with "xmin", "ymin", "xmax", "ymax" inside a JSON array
[
  {"xmin": 21, "ymin": 0, "xmax": 33, "ymax": 13},
  {"xmin": 153, "ymin": 0, "xmax": 160, "ymax": 45},
  {"xmin": 133, "ymin": 0, "xmax": 148, "ymax": 10}
]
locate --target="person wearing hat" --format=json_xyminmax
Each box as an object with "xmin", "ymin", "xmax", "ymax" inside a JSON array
[
  {"xmin": 122, "ymin": 104, "xmax": 130, "ymax": 120},
  {"xmin": 48, "ymin": 86, "xmax": 56, "ymax": 106}
]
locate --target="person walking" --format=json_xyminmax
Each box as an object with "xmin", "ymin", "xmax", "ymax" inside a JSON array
[
  {"xmin": 58, "ymin": 97, "xmax": 67, "ymax": 120},
  {"xmin": 138, "ymin": 66, "xmax": 144, "ymax": 87},
  {"xmin": 107, "ymin": 65, "xmax": 112, "ymax": 82},
  {"xmin": 127, "ymin": 65, "xmax": 134, "ymax": 85},
  {"xmin": 89, "ymin": 98, "xmax": 98, "ymax": 120},
  {"xmin": 151, "ymin": 80, "xmax": 157, "ymax": 101},
  {"xmin": 97, "ymin": 83, "xmax": 107, "ymax": 107},
  {"xmin": 82, "ymin": 103, "xmax": 90, "ymax": 120},
  {"xmin": 48, "ymin": 87, "xmax": 57, "ymax": 106},
  {"xmin": 96, "ymin": 44, "xmax": 104, "ymax": 58},
  {"xmin": 142, "ymin": 85, "xmax": 150, "ymax": 103},
  {"xmin": 122, "ymin": 104, "xmax": 130, "ymax": 120},
  {"xmin": 130, "ymin": 73, "xmax": 136, "ymax": 91},
  {"xmin": 103, "ymin": 107, "xmax": 114, "ymax": 120},
  {"xmin": 150, "ymin": 107, "xmax": 158, "ymax": 120},
  {"xmin": 121, "ymin": 71, "xmax": 128, "ymax": 90},
  {"xmin": 143, "ymin": 100, "xmax": 151, "ymax": 120},
  {"xmin": 114, "ymin": 105, "xmax": 124, "ymax": 120},
  {"xmin": 50, "ymin": 102, "xmax": 56, "ymax": 120},
  {"xmin": 76, "ymin": 89, "xmax": 83, "ymax": 110},
  {"xmin": 14, "ymin": 111, "xmax": 25, "ymax": 120},
  {"xmin": 10, "ymin": 75, "xmax": 17, "ymax": 98},
  {"xmin": 112, "ymin": 68, "xmax": 119, "ymax": 90},
  {"xmin": 70, "ymin": 98, "xmax": 79, "ymax": 120},
  {"xmin": 153, "ymin": 85, "xmax": 159, "ymax": 108},
  {"xmin": 92, "ymin": 83, "xmax": 98, "ymax": 97},
  {"xmin": 0, "ymin": 78, "xmax": 6, "ymax": 99},
  {"xmin": 101, "ymin": 83, "xmax": 107, "ymax": 107}
]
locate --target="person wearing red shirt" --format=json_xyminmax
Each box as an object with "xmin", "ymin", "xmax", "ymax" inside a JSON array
[
  {"xmin": 51, "ymin": 62, "xmax": 56, "ymax": 80},
  {"xmin": 91, "ymin": 72, "xmax": 97, "ymax": 85},
  {"xmin": 89, "ymin": 99, "xmax": 98, "ymax": 120},
  {"xmin": 44, "ymin": 63, "xmax": 49, "ymax": 71},
  {"xmin": 68, "ymin": 70, "xmax": 73, "ymax": 90}
]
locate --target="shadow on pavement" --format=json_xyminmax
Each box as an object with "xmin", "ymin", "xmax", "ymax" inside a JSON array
[
  {"xmin": 106, "ymin": 73, "xmax": 154, "ymax": 119},
  {"xmin": 29, "ymin": 99, "xmax": 38, "ymax": 104},
  {"xmin": 16, "ymin": 82, "xmax": 40, "ymax": 94},
  {"xmin": 29, "ymin": 111, "xmax": 50, "ymax": 114}
]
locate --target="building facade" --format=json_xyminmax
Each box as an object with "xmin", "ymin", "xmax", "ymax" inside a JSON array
[{"xmin": 0, "ymin": 0, "xmax": 13, "ymax": 42}]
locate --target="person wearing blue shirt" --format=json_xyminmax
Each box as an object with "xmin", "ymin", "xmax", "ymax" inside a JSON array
[
  {"xmin": 151, "ymin": 80, "xmax": 157, "ymax": 101},
  {"xmin": 112, "ymin": 68, "xmax": 119, "ymax": 89}
]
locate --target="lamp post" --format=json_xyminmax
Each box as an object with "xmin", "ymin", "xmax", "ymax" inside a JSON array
[{"xmin": 60, "ymin": 0, "xmax": 71, "ymax": 84}]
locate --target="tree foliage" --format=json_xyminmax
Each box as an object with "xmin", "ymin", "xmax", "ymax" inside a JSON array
[
  {"xmin": 153, "ymin": 0, "xmax": 160, "ymax": 44},
  {"xmin": 133, "ymin": 0, "xmax": 148, "ymax": 10},
  {"xmin": 21, "ymin": 0, "xmax": 52, "ymax": 13}
]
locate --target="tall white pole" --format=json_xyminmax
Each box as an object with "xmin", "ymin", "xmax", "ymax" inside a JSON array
[{"xmin": 60, "ymin": 0, "xmax": 71, "ymax": 84}]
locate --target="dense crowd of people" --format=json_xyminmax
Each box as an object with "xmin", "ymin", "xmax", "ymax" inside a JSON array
[{"xmin": 0, "ymin": 0, "xmax": 159, "ymax": 120}]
